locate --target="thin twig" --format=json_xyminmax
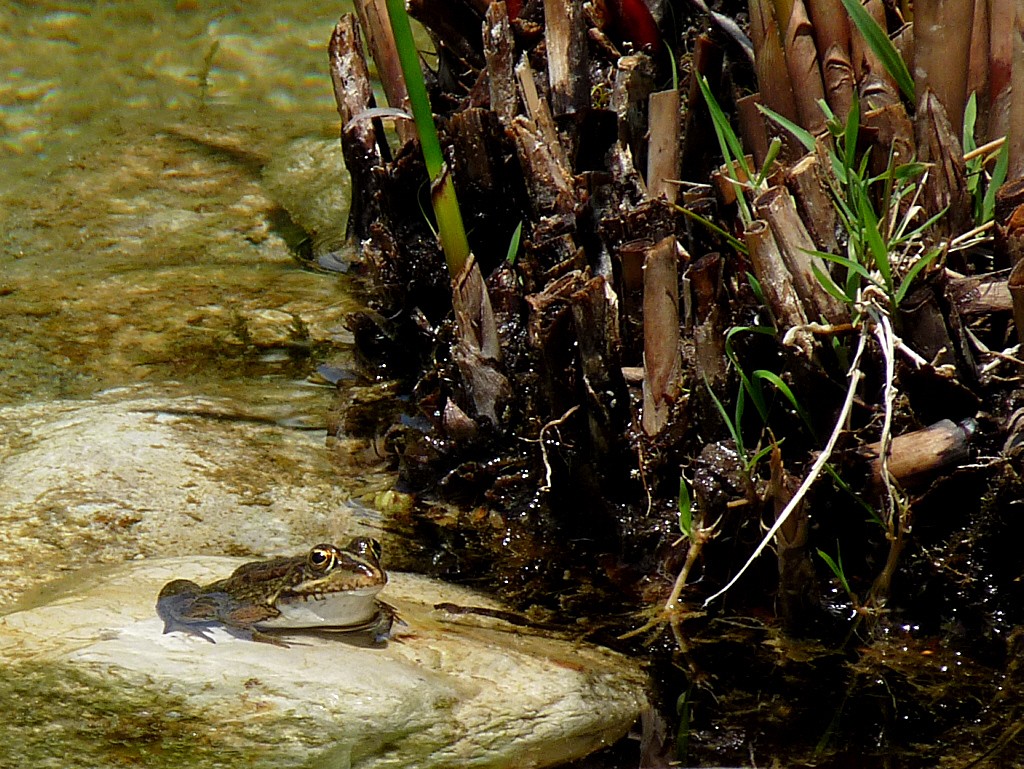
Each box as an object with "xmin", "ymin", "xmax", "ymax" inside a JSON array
[
  {"xmin": 703, "ymin": 329, "xmax": 869, "ymax": 607},
  {"xmin": 962, "ymin": 135, "xmax": 1006, "ymax": 163},
  {"xmin": 873, "ymin": 313, "xmax": 897, "ymax": 525},
  {"xmin": 538, "ymin": 405, "xmax": 579, "ymax": 491}
]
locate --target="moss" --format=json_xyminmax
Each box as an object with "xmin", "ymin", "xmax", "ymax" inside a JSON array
[{"xmin": 0, "ymin": 662, "xmax": 257, "ymax": 768}]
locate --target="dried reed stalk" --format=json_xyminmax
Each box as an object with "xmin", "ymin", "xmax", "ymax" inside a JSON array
[
  {"xmin": 820, "ymin": 43, "xmax": 855, "ymax": 122},
  {"xmin": 806, "ymin": 0, "xmax": 853, "ymax": 122},
  {"xmin": 743, "ymin": 219, "xmax": 813, "ymax": 355},
  {"xmin": 914, "ymin": 0, "xmax": 975, "ymax": 138},
  {"xmin": 755, "ymin": 186, "xmax": 849, "ymax": 325},
  {"xmin": 987, "ymin": 0, "xmax": 1015, "ymax": 143},
  {"xmin": 783, "ymin": 0, "xmax": 828, "ymax": 134},
  {"xmin": 785, "ymin": 153, "xmax": 839, "ymax": 253},
  {"xmin": 543, "ymin": 0, "xmax": 590, "ymax": 116},
  {"xmin": 1009, "ymin": 253, "xmax": 1024, "ymax": 342},
  {"xmin": 689, "ymin": 252, "xmax": 728, "ymax": 390},
  {"xmin": 452, "ymin": 255, "xmax": 510, "ymax": 424},
  {"xmin": 483, "ymin": 1, "xmax": 519, "ymax": 127},
  {"xmin": 967, "ymin": 0, "xmax": 990, "ymax": 137},
  {"xmin": 736, "ymin": 93, "xmax": 771, "ymax": 168},
  {"xmin": 863, "ymin": 419, "xmax": 974, "ymax": 487},
  {"xmin": 1010, "ymin": 12, "xmax": 1024, "ymax": 178},
  {"xmin": 751, "ymin": 0, "xmax": 801, "ymax": 125},
  {"xmin": 354, "ymin": 0, "xmax": 417, "ymax": 144},
  {"xmin": 851, "ymin": 0, "xmax": 896, "ymax": 91},
  {"xmin": 916, "ymin": 89, "xmax": 972, "ymax": 238},
  {"xmin": 647, "ymin": 89, "xmax": 681, "ymax": 203},
  {"xmin": 642, "ymin": 236, "xmax": 682, "ymax": 436},
  {"xmin": 771, "ymin": 443, "xmax": 818, "ymax": 633},
  {"xmin": 329, "ymin": 15, "xmax": 385, "ymax": 240}
]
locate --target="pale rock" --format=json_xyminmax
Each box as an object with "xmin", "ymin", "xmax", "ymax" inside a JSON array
[{"xmin": 0, "ymin": 557, "xmax": 649, "ymax": 769}]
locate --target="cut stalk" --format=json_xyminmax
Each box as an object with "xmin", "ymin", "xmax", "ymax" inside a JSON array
[{"xmin": 384, "ymin": 0, "xmax": 470, "ymax": 278}]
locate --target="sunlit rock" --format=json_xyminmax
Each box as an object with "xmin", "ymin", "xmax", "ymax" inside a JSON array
[
  {"xmin": 0, "ymin": 393, "xmax": 391, "ymax": 605},
  {"xmin": 0, "ymin": 558, "xmax": 649, "ymax": 769}
]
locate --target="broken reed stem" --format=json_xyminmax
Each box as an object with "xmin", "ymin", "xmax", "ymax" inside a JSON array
[{"xmin": 703, "ymin": 327, "xmax": 868, "ymax": 607}]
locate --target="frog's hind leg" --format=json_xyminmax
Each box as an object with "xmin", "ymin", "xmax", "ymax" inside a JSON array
[{"xmin": 156, "ymin": 580, "xmax": 217, "ymax": 643}]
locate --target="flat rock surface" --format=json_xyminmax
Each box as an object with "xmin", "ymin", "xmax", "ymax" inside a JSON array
[
  {"xmin": 0, "ymin": 557, "xmax": 649, "ymax": 769},
  {"xmin": 0, "ymin": 392, "xmax": 393, "ymax": 606}
]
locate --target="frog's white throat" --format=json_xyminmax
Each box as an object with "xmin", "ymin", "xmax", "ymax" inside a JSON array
[{"xmin": 257, "ymin": 585, "xmax": 383, "ymax": 629}]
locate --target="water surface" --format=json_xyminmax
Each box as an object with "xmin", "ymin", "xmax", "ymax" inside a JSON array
[{"xmin": 0, "ymin": 0, "xmax": 358, "ymax": 405}]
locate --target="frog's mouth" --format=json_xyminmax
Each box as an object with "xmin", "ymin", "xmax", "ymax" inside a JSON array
[{"xmin": 257, "ymin": 586, "xmax": 383, "ymax": 629}]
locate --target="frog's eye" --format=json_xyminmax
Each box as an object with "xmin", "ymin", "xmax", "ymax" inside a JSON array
[{"xmin": 308, "ymin": 545, "xmax": 336, "ymax": 571}]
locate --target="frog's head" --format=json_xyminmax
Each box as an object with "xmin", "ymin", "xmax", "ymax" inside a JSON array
[{"xmin": 264, "ymin": 537, "xmax": 388, "ymax": 629}]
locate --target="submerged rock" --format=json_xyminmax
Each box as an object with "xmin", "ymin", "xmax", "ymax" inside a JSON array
[{"xmin": 0, "ymin": 557, "xmax": 648, "ymax": 769}]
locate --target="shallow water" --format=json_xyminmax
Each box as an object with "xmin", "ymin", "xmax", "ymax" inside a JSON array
[{"xmin": 0, "ymin": 0, "xmax": 358, "ymax": 404}]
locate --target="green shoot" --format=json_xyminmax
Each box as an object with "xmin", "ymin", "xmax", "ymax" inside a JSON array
[
  {"xmin": 982, "ymin": 143, "xmax": 1009, "ymax": 224},
  {"xmin": 676, "ymin": 688, "xmax": 693, "ymax": 764},
  {"xmin": 671, "ymin": 202, "xmax": 749, "ymax": 255},
  {"xmin": 705, "ymin": 376, "xmax": 747, "ymax": 460},
  {"xmin": 704, "ymin": 372, "xmax": 775, "ymax": 476},
  {"xmin": 753, "ymin": 137, "xmax": 783, "ymax": 189},
  {"xmin": 385, "ymin": 0, "xmax": 469, "ymax": 277},
  {"xmin": 756, "ymin": 104, "xmax": 815, "ymax": 153},
  {"xmin": 746, "ymin": 271, "xmax": 768, "ymax": 308},
  {"xmin": 763, "ymin": 96, "xmax": 943, "ymax": 313},
  {"xmin": 817, "ymin": 544, "xmax": 852, "ymax": 597},
  {"xmin": 751, "ymin": 369, "xmax": 817, "ymax": 441},
  {"xmin": 724, "ymin": 326, "xmax": 819, "ymax": 442},
  {"xmin": 964, "ymin": 92, "xmax": 1010, "ymax": 225},
  {"xmin": 196, "ymin": 39, "xmax": 220, "ymax": 108},
  {"xmin": 505, "ymin": 221, "xmax": 523, "ymax": 265},
  {"xmin": 838, "ymin": 0, "xmax": 914, "ymax": 103},
  {"xmin": 697, "ymin": 74, "xmax": 755, "ymax": 225},
  {"xmin": 678, "ymin": 475, "xmax": 692, "ymax": 539}
]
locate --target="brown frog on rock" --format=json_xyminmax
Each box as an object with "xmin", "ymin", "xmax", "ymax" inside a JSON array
[{"xmin": 156, "ymin": 537, "xmax": 395, "ymax": 646}]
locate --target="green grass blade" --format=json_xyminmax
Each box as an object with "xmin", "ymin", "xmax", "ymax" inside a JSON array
[
  {"xmin": 725, "ymin": 326, "xmax": 775, "ymax": 421},
  {"xmin": 752, "ymin": 369, "xmax": 818, "ymax": 440},
  {"xmin": 678, "ymin": 475, "xmax": 693, "ymax": 538},
  {"xmin": 672, "ymin": 203, "xmax": 749, "ymax": 254},
  {"xmin": 755, "ymin": 137, "xmax": 783, "ymax": 187},
  {"xmin": 982, "ymin": 140, "xmax": 1010, "ymax": 224},
  {"xmin": 857, "ymin": 192, "xmax": 892, "ymax": 292},
  {"xmin": 962, "ymin": 91, "xmax": 978, "ymax": 155},
  {"xmin": 506, "ymin": 221, "xmax": 523, "ymax": 265},
  {"xmin": 807, "ymin": 248, "xmax": 871, "ymax": 280},
  {"xmin": 817, "ymin": 546, "xmax": 852, "ymax": 595},
  {"xmin": 705, "ymin": 376, "xmax": 746, "ymax": 458},
  {"xmin": 893, "ymin": 248, "xmax": 940, "ymax": 305},
  {"xmin": 838, "ymin": 0, "xmax": 914, "ymax": 103},
  {"xmin": 697, "ymin": 74, "xmax": 754, "ymax": 224},
  {"xmin": 842, "ymin": 96, "xmax": 860, "ymax": 175},
  {"xmin": 812, "ymin": 260, "xmax": 856, "ymax": 305},
  {"xmin": 697, "ymin": 75, "xmax": 750, "ymax": 180},
  {"xmin": 758, "ymin": 103, "xmax": 817, "ymax": 153}
]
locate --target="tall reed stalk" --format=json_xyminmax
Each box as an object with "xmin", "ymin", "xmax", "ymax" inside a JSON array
[{"xmin": 385, "ymin": 0, "xmax": 470, "ymax": 278}]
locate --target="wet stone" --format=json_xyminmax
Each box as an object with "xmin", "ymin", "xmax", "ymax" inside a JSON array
[{"xmin": 0, "ymin": 558, "xmax": 649, "ymax": 769}]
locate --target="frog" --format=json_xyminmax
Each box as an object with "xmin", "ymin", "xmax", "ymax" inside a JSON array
[{"xmin": 156, "ymin": 537, "xmax": 395, "ymax": 647}]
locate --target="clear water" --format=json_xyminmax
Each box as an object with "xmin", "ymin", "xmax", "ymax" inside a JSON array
[{"xmin": 0, "ymin": 0, "xmax": 359, "ymax": 404}]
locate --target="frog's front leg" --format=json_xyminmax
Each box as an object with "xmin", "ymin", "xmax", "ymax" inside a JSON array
[
  {"xmin": 218, "ymin": 602, "xmax": 295, "ymax": 647},
  {"xmin": 370, "ymin": 601, "xmax": 402, "ymax": 644}
]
